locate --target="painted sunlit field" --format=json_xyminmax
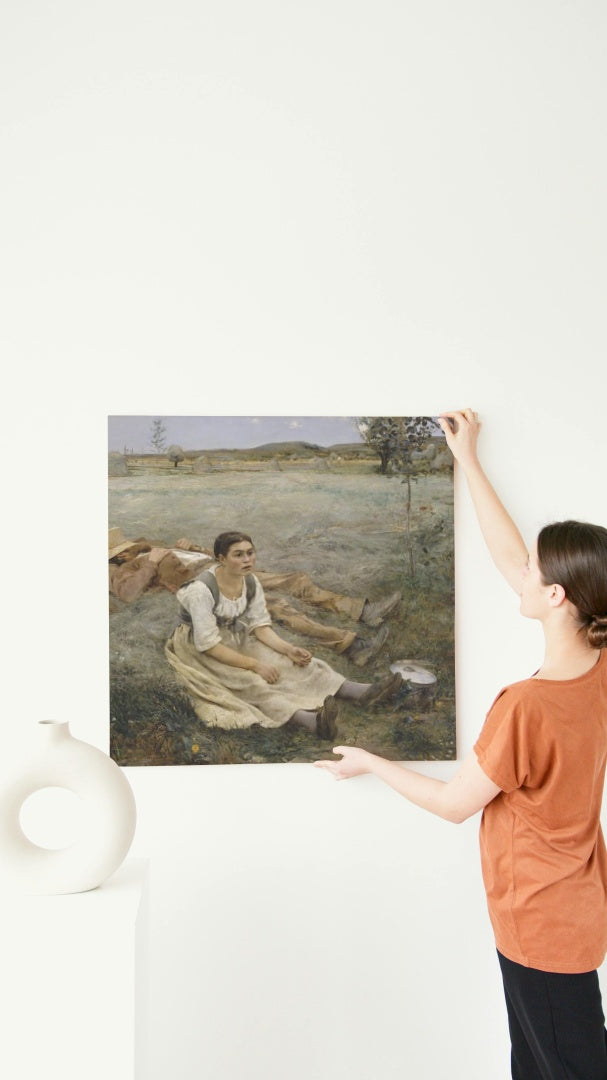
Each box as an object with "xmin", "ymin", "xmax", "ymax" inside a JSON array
[{"xmin": 109, "ymin": 457, "xmax": 454, "ymax": 765}]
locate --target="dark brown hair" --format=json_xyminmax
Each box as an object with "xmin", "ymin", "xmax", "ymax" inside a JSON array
[
  {"xmin": 537, "ymin": 521, "xmax": 607, "ymax": 648},
  {"xmin": 213, "ymin": 531, "xmax": 254, "ymax": 560}
]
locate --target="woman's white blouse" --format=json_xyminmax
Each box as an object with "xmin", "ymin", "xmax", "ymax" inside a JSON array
[{"xmin": 177, "ymin": 569, "xmax": 272, "ymax": 652}]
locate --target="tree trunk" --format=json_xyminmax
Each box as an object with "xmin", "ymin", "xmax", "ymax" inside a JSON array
[{"xmin": 405, "ymin": 472, "xmax": 415, "ymax": 580}]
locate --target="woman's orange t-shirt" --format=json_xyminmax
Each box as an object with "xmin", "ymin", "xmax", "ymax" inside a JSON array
[{"xmin": 474, "ymin": 649, "xmax": 607, "ymax": 973}]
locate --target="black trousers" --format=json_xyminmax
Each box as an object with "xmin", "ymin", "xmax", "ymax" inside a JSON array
[{"xmin": 498, "ymin": 951, "xmax": 607, "ymax": 1080}]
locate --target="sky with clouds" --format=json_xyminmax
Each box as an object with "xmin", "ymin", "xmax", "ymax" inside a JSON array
[{"xmin": 108, "ymin": 415, "xmax": 367, "ymax": 453}]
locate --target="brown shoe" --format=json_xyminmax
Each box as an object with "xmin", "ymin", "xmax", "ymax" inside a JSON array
[
  {"xmin": 358, "ymin": 672, "xmax": 404, "ymax": 706},
  {"xmin": 360, "ymin": 591, "xmax": 402, "ymax": 627},
  {"xmin": 316, "ymin": 695, "xmax": 339, "ymax": 740},
  {"xmin": 346, "ymin": 624, "xmax": 390, "ymax": 668}
]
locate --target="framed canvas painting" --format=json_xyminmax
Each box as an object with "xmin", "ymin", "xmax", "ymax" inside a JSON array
[{"xmin": 108, "ymin": 416, "xmax": 454, "ymax": 765}]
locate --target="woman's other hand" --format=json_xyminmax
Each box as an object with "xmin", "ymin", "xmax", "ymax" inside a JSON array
[
  {"xmin": 253, "ymin": 661, "xmax": 280, "ymax": 684},
  {"xmin": 287, "ymin": 645, "xmax": 312, "ymax": 666},
  {"xmin": 438, "ymin": 408, "xmax": 481, "ymax": 469},
  {"xmin": 314, "ymin": 745, "xmax": 374, "ymax": 780}
]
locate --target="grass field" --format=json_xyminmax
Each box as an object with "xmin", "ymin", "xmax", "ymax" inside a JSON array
[{"xmin": 109, "ymin": 460, "xmax": 455, "ymax": 765}]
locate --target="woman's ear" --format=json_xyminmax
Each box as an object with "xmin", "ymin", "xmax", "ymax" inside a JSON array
[{"xmin": 548, "ymin": 583, "xmax": 567, "ymax": 607}]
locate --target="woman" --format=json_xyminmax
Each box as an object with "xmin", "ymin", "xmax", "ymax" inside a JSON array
[
  {"xmin": 165, "ymin": 531, "xmax": 402, "ymax": 738},
  {"xmin": 316, "ymin": 409, "xmax": 607, "ymax": 1080}
]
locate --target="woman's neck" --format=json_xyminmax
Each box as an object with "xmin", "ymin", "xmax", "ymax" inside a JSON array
[
  {"xmin": 216, "ymin": 565, "xmax": 243, "ymax": 598},
  {"xmin": 535, "ymin": 620, "xmax": 600, "ymax": 680}
]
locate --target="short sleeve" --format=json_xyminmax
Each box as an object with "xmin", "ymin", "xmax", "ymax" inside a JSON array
[
  {"xmin": 474, "ymin": 687, "xmax": 532, "ymax": 793},
  {"xmin": 177, "ymin": 580, "xmax": 222, "ymax": 652},
  {"xmin": 244, "ymin": 576, "xmax": 272, "ymax": 631}
]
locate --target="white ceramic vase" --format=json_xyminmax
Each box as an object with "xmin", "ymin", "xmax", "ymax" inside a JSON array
[{"xmin": 0, "ymin": 720, "xmax": 137, "ymax": 894}]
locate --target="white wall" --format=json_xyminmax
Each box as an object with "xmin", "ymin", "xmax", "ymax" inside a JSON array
[{"xmin": 2, "ymin": 2, "xmax": 606, "ymax": 1078}]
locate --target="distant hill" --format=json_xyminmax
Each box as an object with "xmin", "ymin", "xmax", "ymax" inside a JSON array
[
  {"xmin": 249, "ymin": 440, "xmax": 324, "ymax": 455},
  {"xmin": 328, "ymin": 442, "xmax": 375, "ymax": 456},
  {"xmin": 124, "ymin": 436, "xmax": 448, "ymax": 468},
  {"xmin": 186, "ymin": 440, "xmax": 363, "ymax": 460}
]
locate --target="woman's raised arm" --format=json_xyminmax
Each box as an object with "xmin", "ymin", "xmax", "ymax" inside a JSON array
[{"xmin": 438, "ymin": 408, "xmax": 528, "ymax": 594}]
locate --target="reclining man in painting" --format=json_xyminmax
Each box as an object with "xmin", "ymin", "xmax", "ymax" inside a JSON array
[{"xmin": 108, "ymin": 527, "xmax": 400, "ymax": 668}]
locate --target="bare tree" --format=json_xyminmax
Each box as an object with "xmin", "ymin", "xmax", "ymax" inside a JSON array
[{"xmin": 150, "ymin": 418, "xmax": 167, "ymax": 453}]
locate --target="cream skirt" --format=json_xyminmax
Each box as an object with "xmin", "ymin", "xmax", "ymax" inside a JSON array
[{"xmin": 165, "ymin": 623, "xmax": 345, "ymax": 729}]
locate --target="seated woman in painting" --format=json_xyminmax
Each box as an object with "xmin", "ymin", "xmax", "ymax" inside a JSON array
[{"xmin": 165, "ymin": 531, "xmax": 402, "ymax": 739}]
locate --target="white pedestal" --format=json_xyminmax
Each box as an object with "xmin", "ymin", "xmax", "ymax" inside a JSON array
[{"xmin": 0, "ymin": 859, "xmax": 149, "ymax": 1080}]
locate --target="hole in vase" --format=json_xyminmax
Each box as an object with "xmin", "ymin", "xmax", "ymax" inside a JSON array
[{"xmin": 19, "ymin": 787, "xmax": 85, "ymax": 850}]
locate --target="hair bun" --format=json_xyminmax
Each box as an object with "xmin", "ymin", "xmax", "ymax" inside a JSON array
[{"xmin": 588, "ymin": 614, "xmax": 607, "ymax": 649}]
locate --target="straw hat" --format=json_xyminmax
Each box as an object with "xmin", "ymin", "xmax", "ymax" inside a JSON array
[{"xmin": 108, "ymin": 527, "xmax": 138, "ymax": 559}]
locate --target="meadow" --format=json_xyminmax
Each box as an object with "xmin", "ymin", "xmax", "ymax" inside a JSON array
[{"xmin": 109, "ymin": 459, "xmax": 455, "ymax": 766}]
